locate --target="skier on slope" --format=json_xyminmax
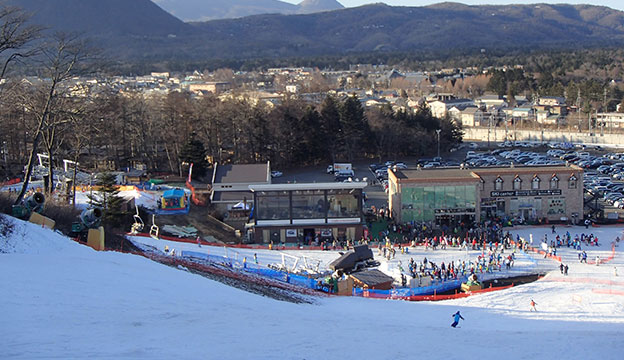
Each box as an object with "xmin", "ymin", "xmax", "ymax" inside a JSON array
[{"xmin": 451, "ymin": 311, "xmax": 464, "ymax": 328}]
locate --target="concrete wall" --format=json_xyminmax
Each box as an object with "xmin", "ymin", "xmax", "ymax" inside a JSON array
[{"xmin": 464, "ymin": 127, "xmax": 624, "ymax": 148}]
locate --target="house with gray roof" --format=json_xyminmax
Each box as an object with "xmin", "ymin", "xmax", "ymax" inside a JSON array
[{"xmin": 211, "ymin": 161, "xmax": 271, "ymax": 210}]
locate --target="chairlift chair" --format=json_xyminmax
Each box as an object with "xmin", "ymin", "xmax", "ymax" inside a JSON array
[
  {"xmin": 149, "ymin": 214, "xmax": 159, "ymax": 239},
  {"xmin": 130, "ymin": 205, "xmax": 144, "ymax": 235}
]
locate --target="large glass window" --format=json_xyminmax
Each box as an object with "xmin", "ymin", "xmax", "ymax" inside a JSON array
[
  {"xmin": 327, "ymin": 190, "xmax": 359, "ymax": 218},
  {"xmin": 292, "ymin": 190, "xmax": 325, "ymax": 219},
  {"xmin": 465, "ymin": 185, "xmax": 476, "ymax": 209},
  {"xmin": 256, "ymin": 191, "xmax": 290, "ymax": 220}
]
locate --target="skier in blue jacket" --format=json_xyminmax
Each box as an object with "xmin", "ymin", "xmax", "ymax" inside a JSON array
[{"xmin": 451, "ymin": 311, "xmax": 464, "ymax": 328}]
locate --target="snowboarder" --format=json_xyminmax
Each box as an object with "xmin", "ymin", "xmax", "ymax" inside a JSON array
[
  {"xmin": 530, "ymin": 299, "xmax": 537, "ymax": 312},
  {"xmin": 451, "ymin": 311, "xmax": 464, "ymax": 328}
]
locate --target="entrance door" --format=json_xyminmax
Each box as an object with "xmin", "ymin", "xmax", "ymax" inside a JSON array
[{"xmin": 303, "ymin": 228, "xmax": 315, "ymax": 245}]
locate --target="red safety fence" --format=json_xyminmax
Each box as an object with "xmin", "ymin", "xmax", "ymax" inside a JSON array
[
  {"xmin": 540, "ymin": 277, "xmax": 624, "ymax": 287},
  {"xmin": 587, "ymin": 243, "xmax": 616, "ymax": 265},
  {"xmin": 72, "ymin": 236, "xmax": 326, "ymax": 298},
  {"xmin": 510, "ymin": 240, "xmax": 562, "ymax": 262},
  {"xmin": 129, "ymin": 232, "xmax": 328, "ymax": 251},
  {"xmin": 358, "ymin": 284, "xmax": 514, "ymax": 302},
  {"xmin": 592, "ymin": 288, "xmax": 624, "ymax": 296}
]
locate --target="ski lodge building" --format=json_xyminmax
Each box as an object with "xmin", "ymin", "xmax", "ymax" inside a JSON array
[{"xmin": 388, "ymin": 164, "xmax": 583, "ymax": 226}]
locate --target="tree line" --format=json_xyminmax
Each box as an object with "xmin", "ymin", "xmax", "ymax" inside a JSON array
[{"xmin": 1, "ymin": 88, "xmax": 462, "ymax": 181}]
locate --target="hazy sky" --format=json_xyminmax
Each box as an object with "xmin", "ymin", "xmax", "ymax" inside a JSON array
[{"xmin": 284, "ymin": 1, "xmax": 624, "ymax": 11}]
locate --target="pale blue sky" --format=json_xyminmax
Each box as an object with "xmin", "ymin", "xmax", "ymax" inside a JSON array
[{"xmin": 284, "ymin": 1, "xmax": 624, "ymax": 11}]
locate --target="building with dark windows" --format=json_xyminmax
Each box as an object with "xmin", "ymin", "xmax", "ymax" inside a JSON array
[
  {"xmin": 247, "ymin": 182, "xmax": 367, "ymax": 244},
  {"xmin": 388, "ymin": 164, "xmax": 583, "ymax": 226}
]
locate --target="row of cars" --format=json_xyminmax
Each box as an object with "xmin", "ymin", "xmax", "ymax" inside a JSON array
[
  {"xmin": 465, "ymin": 149, "xmax": 565, "ymax": 167},
  {"xmin": 547, "ymin": 150, "xmax": 624, "ymax": 210},
  {"xmin": 584, "ymin": 174, "xmax": 624, "ymax": 209}
]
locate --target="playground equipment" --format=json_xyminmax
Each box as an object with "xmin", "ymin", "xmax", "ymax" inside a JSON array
[
  {"xmin": 12, "ymin": 193, "xmax": 45, "ymax": 219},
  {"xmin": 130, "ymin": 205, "xmax": 144, "ymax": 235},
  {"xmin": 156, "ymin": 188, "xmax": 189, "ymax": 215},
  {"xmin": 149, "ymin": 214, "xmax": 159, "ymax": 239}
]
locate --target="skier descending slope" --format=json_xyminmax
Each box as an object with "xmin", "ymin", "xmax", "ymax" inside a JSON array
[{"xmin": 451, "ymin": 311, "xmax": 464, "ymax": 328}]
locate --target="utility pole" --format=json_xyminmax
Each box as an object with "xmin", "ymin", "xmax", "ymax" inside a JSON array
[
  {"xmin": 577, "ymin": 89, "xmax": 582, "ymax": 133},
  {"xmin": 436, "ymin": 129, "xmax": 441, "ymax": 159}
]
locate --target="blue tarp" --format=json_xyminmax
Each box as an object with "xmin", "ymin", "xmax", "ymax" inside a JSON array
[{"xmin": 180, "ymin": 250, "xmax": 462, "ymax": 296}]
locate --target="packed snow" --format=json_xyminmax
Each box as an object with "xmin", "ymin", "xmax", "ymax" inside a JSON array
[{"xmin": 2, "ymin": 215, "xmax": 624, "ymax": 359}]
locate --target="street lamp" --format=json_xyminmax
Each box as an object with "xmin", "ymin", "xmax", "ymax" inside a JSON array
[{"xmin": 435, "ymin": 129, "xmax": 442, "ymax": 159}]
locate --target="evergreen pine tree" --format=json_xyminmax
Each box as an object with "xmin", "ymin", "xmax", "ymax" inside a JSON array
[
  {"xmin": 179, "ymin": 134, "xmax": 209, "ymax": 180},
  {"xmin": 88, "ymin": 173, "xmax": 125, "ymax": 228},
  {"xmin": 319, "ymin": 95, "xmax": 343, "ymax": 162},
  {"xmin": 339, "ymin": 95, "xmax": 371, "ymax": 161}
]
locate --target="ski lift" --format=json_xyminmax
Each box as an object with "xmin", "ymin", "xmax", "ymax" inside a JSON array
[
  {"xmin": 130, "ymin": 205, "xmax": 144, "ymax": 235},
  {"xmin": 149, "ymin": 214, "xmax": 159, "ymax": 239}
]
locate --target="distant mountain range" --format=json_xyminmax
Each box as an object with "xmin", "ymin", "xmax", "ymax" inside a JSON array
[
  {"xmin": 152, "ymin": 0, "xmax": 344, "ymax": 21},
  {"xmin": 5, "ymin": 0, "xmax": 191, "ymax": 37},
  {"xmin": 5, "ymin": 1, "xmax": 624, "ymax": 63}
]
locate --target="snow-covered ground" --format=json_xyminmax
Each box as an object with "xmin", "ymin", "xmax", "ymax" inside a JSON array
[
  {"xmin": 2, "ymin": 181, "xmax": 182, "ymax": 211},
  {"xmin": 2, "ymin": 216, "xmax": 623, "ymax": 359}
]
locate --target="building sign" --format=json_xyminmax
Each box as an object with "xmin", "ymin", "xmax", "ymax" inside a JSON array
[
  {"xmin": 434, "ymin": 208, "xmax": 475, "ymax": 214},
  {"xmin": 320, "ymin": 229, "xmax": 333, "ymax": 237},
  {"xmin": 491, "ymin": 189, "xmax": 562, "ymax": 197}
]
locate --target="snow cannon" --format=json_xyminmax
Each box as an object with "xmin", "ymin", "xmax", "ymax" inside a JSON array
[
  {"xmin": 80, "ymin": 208, "xmax": 102, "ymax": 229},
  {"xmin": 12, "ymin": 192, "xmax": 45, "ymax": 219},
  {"xmin": 72, "ymin": 208, "xmax": 102, "ymax": 234},
  {"xmin": 71, "ymin": 207, "xmax": 105, "ymax": 251}
]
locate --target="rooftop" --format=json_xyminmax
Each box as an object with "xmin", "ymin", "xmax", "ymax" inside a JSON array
[
  {"xmin": 249, "ymin": 182, "xmax": 367, "ymax": 192},
  {"xmin": 213, "ymin": 162, "xmax": 270, "ymax": 184},
  {"xmin": 392, "ymin": 165, "xmax": 583, "ymax": 182}
]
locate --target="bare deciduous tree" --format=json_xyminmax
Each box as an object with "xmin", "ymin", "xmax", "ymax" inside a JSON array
[{"xmin": 14, "ymin": 33, "xmax": 89, "ymax": 205}]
